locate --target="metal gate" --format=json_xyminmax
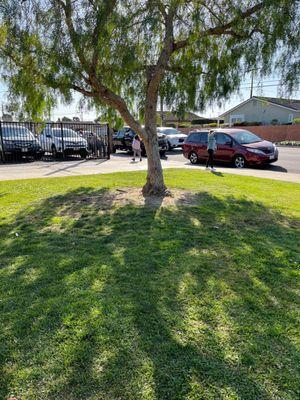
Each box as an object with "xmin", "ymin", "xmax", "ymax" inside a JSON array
[{"xmin": 0, "ymin": 121, "xmax": 110, "ymax": 163}]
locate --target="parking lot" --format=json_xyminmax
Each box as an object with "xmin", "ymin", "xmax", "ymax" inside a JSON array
[{"xmin": 0, "ymin": 146, "xmax": 299, "ymax": 183}]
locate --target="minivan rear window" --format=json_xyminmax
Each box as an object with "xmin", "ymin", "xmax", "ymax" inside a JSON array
[{"xmin": 187, "ymin": 132, "xmax": 208, "ymax": 143}]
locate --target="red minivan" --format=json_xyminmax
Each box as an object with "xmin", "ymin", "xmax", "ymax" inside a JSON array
[{"xmin": 183, "ymin": 128, "xmax": 279, "ymax": 168}]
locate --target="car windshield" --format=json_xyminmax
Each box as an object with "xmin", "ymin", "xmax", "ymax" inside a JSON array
[
  {"xmin": 2, "ymin": 126, "xmax": 35, "ymax": 140},
  {"xmin": 230, "ymin": 130, "xmax": 262, "ymax": 144},
  {"xmin": 159, "ymin": 128, "xmax": 181, "ymax": 135},
  {"xmin": 52, "ymin": 129, "xmax": 80, "ymax": 138}
]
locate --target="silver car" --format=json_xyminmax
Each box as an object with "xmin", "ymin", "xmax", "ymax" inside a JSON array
[
  {"xmin": 157, "ymin": 127, "xmax": 187, "ymax": 151},
  {"xmin": 39, "ymin": 126, "xmax": 88, "ymax": 158}
]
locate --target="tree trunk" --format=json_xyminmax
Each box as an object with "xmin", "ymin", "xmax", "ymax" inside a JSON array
[
  {"xmin": 143, "ymin": 106, "xmax": 167, "ymax": 196},
  {"xmin": 142, "ymin": 130, "xmax": 166, "ymax": 196}
]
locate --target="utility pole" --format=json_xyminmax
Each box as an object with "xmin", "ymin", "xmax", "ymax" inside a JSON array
[
  {"xmin": 160, "ymin": 95, "xmax": 164, "ymax": 127},
  {"xmin": 47, "ymin": 105, "xmax": 52, "ymax": 122},
  {"xmin": 79, "ymin": 103, "xmax": 84, "ymax": 121},
  {"xmin": 250, "ymin": 69, "xmax": 255, "ymax": 98}
]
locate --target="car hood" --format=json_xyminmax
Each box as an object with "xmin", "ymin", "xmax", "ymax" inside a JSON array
[
  {"xmin": 4, "ymin": 137, "xmax": 39, "ymax": 144},
  {"xmin": 166, "ymin": 134, "xmax": 186, "ymax": 139},
  {"xmin": 62, "ymin": 136, "xmax": 87, "ymax": 143},
  {"xmin": 243, "ymin": 140, "xmax": 275, "ymax": 151}
]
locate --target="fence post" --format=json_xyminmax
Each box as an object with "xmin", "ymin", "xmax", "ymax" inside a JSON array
[
  {"xmin": 30, "ymin": 122, "xmax": 34, "ymax": 137},
  {"xmin": 0, "ymin": 121, "xmax": 6, "ymax": 163},
  {"xmin": 106, "ymin": 124, "xmax": 110, "ymax": 160},
  {"xmin": 60, "ymin": 122, "xmax": 65, "ymax": 160}
]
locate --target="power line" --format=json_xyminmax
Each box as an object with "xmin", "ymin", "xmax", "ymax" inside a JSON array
[{"xmin": 241, "ymin": 84, "xmax": 300, "ymax": 90}]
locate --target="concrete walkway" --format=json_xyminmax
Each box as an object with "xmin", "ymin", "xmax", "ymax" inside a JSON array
[{"xmin": 0, "ymin": 154, "xmax": 299, "ymax": 183}]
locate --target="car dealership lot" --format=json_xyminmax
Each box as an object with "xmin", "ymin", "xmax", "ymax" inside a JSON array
[{"xmin": 0, "ymin": 147, "xmax": 299, "ymax": 183}]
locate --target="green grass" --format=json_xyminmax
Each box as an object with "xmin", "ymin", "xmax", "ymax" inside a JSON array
[{"xmin": 0, "ymin": 170, "xmax": 299, "ymax": 400}]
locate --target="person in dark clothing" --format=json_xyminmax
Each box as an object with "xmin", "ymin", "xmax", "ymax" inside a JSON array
[{"xmin": 206, "ymin": 130, "xmax": 217, "ymax": 171}]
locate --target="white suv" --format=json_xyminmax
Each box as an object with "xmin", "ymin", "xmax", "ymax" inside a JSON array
[
  {"xmin": 39, "ymin": 126, "xmax": 88, "ymax": 158},
  {"xmin": 157, "ymin": 127, "xmax": 187, "ymax": 151}
]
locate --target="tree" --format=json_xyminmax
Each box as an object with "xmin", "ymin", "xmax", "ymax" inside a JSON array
[{"xmin": 0, "ymin": 1, "xmax": 299, "ymax": 194}]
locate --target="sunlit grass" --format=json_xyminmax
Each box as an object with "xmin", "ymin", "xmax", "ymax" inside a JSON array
[{"xmin": 0, "ymin": 170, "xmax": 299, "ymax": 399}]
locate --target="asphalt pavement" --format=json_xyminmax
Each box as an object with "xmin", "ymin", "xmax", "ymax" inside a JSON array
[{"xmin": 0, "ymin": 146, "xmax": 299, "ymax": 183}]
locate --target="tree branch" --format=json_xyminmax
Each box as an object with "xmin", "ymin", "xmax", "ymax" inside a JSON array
[
  {"xmin": 173, "ymin": 2, "xmax": 265, "ymax": 51},
  {"xmin": 155, "ymin": 0, "xmax": 168, "ymax": 21},
  {"xmin": 57, "ymin": 0, "xmax": 90, "ymax": 72},
  {"xmin": 91, "ymin": 0, "xmax": 117, "ymax": 73},
  {"xmin": 198, "ymin": 1, "xmax": 223, "ymax": 25},
  {"xmin": 71, "ymin": 85, "xmax": 98, "ymax": 97},
  {"xmin": 88, "ymin": 73, "xmax": 143, "ymax": 136}
]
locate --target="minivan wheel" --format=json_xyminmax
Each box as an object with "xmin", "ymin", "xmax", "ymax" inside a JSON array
[
  {"xmin": 234, "ymin": 155, "xmax": 246, "ymax": 168},
  {"xmin": 189, "ymin": 151, "xmax": 199, "ymax": 164}
]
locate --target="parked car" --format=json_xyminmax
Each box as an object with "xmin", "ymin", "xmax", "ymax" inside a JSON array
[
  {"xmin": 112, "ymin": 126, "xmax": 167, "ymax": 156},
  {"xmin": 157, "ymin": 127, "xmax": 187, "ymax": 151},
  {"xmin": 183, "ymin": 128, "xmax": 279, "ymax": 168},
  {"xmin": 39, "ymin": 126, "xmax": 88, "ymax": 158},
  {"xmin": 0, "ymin": 125, "xmax": 44, "ymax": 161}
]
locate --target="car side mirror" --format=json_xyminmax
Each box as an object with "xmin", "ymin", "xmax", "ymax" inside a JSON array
[{"xmin": 225, "ymin": 140, "xmax": 233, "ymax": 146}]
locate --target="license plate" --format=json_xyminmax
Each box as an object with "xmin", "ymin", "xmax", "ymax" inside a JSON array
[
  {"xmin": 22, "ymin": 148, "xmax": 28, "ymax": 152},
  {"xmin": 269, "ymin": 154, "xmax": 275, "ymax": 160}
]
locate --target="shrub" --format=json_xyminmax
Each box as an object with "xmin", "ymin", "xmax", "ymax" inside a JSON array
[
  {"xmin": 233, "ymin": 121, "xmax": 244, "ymax": 126},
  {"xmin": 233, "ymin": 121, "xmax": 262, "ymax": 126},
  {"xmin": 293, "ymin": 118, "xmax": 300, "ymax": 124},
  {"xmin": 192, "ymin": 119, "xmax": 205, "ymax": 125},
  {"xmin": 178, "ymin": 122, "xmax": 191, "ymax": 128}
]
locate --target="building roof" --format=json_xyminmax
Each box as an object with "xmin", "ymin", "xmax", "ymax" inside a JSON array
[
  {"xmin": 219, "ymin": 96, "xmax": 300, "ymax": 117},
  {"xmin": 157, "ymin": 111, "xmax": 202, "ymax": 122},
  {"xmin": 255, "ymin": 96, "xmax": 300, "ymax": 111}
]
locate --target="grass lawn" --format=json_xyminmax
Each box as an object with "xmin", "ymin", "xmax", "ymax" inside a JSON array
[{"xmin": 0, "ymin": 169, "xmax": 299, "ymax": 400}]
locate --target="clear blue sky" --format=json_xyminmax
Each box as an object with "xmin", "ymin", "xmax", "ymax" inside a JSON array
[{"xmin": 0, "ymin": 74, "xmax": 299, "ymax": 122}]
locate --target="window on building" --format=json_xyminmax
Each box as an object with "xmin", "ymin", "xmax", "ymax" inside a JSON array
[{"xmin": 230, "ymin": 114, "xmax": 245, "ymax": 125}]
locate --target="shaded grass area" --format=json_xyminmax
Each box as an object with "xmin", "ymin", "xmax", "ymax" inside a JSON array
[{"xmin": 0, "ymin": 170, "xmax": 299, "ymax": 399}]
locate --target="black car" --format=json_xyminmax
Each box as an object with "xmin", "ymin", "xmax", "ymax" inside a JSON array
[
  {"xmin": 112, "ymin": 126, "xmax": 167, "ymax": 156},
  {"xmin": 0, "ymin": 125, "xmax": 44, "ymax": 161}
]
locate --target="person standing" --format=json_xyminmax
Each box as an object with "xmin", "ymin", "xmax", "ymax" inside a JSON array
[
  {"xmin": 206, "ymin": 130, "xmax": 217, "ymax": 171},
  {"xmin": 132, "ymin": 135, "xmax": 142, "ymax": 162}
]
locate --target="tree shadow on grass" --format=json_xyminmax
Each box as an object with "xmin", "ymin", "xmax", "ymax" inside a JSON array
[{"xmin": 0, "ymin": 187, "xmax": 299, "ymax": 399}]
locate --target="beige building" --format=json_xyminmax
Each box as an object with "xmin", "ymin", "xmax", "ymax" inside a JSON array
[{"xmin": 220, "ymin": 96, "xmax": 300, "ymax": 126}]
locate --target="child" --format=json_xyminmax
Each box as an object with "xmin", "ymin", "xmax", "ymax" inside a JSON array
[
  {"xmin": 206, "ymin": 130, "xmax": 217, "ymax": 171},
  {"xmin": 132, "ymin": 135, "xmax": 142, "ymax": 162}
]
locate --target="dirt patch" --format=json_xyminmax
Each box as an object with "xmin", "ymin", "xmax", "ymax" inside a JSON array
[
  {"xmin": 56, "ymin": 188, "xmax": 204, "ymax": 217},
  {"xmin": 112, "ymin": 188, "xmax": 203, "ymax": 208}
]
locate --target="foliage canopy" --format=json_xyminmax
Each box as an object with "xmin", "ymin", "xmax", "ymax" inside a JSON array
[{"xmin": 0, "ymin": 0, "xmax": 299, "ymax": 121}]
